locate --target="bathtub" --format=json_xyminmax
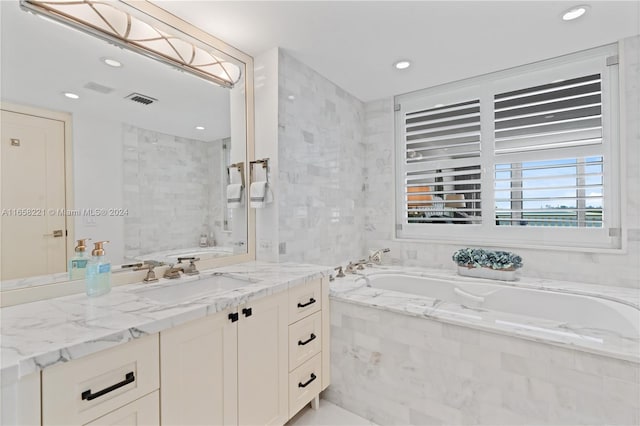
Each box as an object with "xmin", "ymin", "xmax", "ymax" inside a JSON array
[
  {"xmin": 327, "ymin": 268, "xmax": 640, "ymax": 425},
  {"xmin": 356, "ymin": 272, "xmax": 640, "ymax": 338}
]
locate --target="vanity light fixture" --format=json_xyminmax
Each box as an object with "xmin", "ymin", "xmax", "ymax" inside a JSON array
[
  {"xmin": 102, "ymin": 57, "xmax": 122, "ymax": 68},
  {"xmin": 20, "ymin": 0, "xmax": 242, "ymax": 88},
  {"xmin": 63, "ymin": 92, "xmax": 80, "ymax": 99},
  {"xmin": 394, "ymin": 60, "xmax": 411, "ymax": 70},
  {"xmin": 562, "ymin": 5, "xmax": 589, "ymax": 21}
]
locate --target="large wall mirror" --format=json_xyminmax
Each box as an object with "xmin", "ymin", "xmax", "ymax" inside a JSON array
[{"xmin": 0, "ymin": 0, "xmax": 255, "ymax": 293}]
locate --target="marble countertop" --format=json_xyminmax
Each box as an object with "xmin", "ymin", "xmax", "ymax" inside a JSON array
[
  {"xmin": 0, "ymin": 261, "xmax": 332, "ymax": 383},
  {"xmin": 330, "ymin": 265, "xmax": 640, "ymax": 363}
]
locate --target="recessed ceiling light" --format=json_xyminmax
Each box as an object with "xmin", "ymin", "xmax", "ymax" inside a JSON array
[
  {"xmin": 287, "ymin": 95, "xmax": 295, "ymax": 100},
  {"xmin": 562, "ymin": 5, "xmax": 589, "ymax": 21},
  {"xmin": 102, "ymin": 57, "xmax": 122, "ymax": 67},
  {"xmin": 63, "ymin": 92, "xmax": 79, "ymax": 99},
  {"xmin": 394, "ymin": 60, "xmax": 411, "ymax": 70},
  {"xmin": 195, "ymin": 126, "xmax": 205, "ymax": 130}
]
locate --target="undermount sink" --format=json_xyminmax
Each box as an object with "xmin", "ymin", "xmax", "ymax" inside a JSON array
[{"xmin": 137, "ymin": 274, "xmax": 258, "ymax": 304}]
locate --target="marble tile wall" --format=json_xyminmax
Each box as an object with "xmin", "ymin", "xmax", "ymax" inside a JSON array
[
  {"xmin": 122, "ymin": 125, "xmax": 226, "ymax": 259},
  {"xmin": 362, "ymin": 36, "xmax": 640, "ymax": 288},
  {"xmin": 276, "ymin": 50, "xmax": 366, "ymax": 266},
  {"xmin": 326, "ymin": 300, "xmax": 640, "ymax": 425}
]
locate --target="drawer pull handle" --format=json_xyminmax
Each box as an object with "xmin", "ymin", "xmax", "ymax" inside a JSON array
[
  {"xmin": 297, "ymin": 298, "xmax": 316, "ymax": 308},
  {"xmin": 298, "ymin": 333, "xmax": 317, "ymax": 346},
  {"xmin": 81, "ymin": 372, "xmax": 135, "ymax": 401},
  {"xmin": 242, "ymin": 307, "xmax": 252, "ymax": 317},
  {"xmin": 298, "ymin": 373, "xmax": 317, "ymax": 388}
]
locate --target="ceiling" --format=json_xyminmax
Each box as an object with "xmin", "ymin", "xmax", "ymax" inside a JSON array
[
  {"xmin": 0, "ymin": 1, "xmax": 233, "ymax": 142},
  {"xmin": 159, "ymin": 1, "xmax": 640, "ymax": 102}
]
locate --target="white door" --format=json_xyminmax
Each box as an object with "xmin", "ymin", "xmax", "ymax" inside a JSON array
[{"xmin": 1, "ymin": 109, "xmax": 67, "ymax": 279}]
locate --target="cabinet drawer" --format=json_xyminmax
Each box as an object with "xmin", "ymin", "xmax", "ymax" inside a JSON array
[
  {"xmin": 288, "ymin": 353, "xmax": 322, "ymax": 419},
  {"xmin": 288, "ymin": 279, "xmax": 321, "ymax": 324},
  {"xmin": 42, "ymin": 334, "xmax": 159, "ymax": 425},
  {"xmin": 85, "ymin": 391, "xmax": 159, "ymax": 426},
  {"xmin": 288, "ymin": 311, "xmax": 322, "ymax": 372}
]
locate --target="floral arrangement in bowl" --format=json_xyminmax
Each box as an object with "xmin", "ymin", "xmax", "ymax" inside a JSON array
[{"xmin": 452, "ymin": 248, "xmax": 523, "ymax": 280}]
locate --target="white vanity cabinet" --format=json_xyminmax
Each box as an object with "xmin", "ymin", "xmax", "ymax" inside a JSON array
[
  {"xmin": 160, "ymin": 277, "xmax": 330, "ymax": 426},
  {"xmin": 41, "ymin": 334, "xmax": 160, "ymax": 425}
]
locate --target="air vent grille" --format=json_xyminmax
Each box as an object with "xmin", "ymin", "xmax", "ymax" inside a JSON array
[{"xmin": 125, "ymin": 93, "xmax": 157, "ymax": 105}]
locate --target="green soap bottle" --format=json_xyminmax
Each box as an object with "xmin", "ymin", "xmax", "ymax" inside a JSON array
[
  {"xmin": 69, "ymin": 238, "xmax": 91, "ymax": 280},
  {"xmin": 85, "ymin": 241, "xmax": 111, "ymax": 297}
]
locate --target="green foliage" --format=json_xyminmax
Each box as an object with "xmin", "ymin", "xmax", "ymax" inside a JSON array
[{"xmin": 452, "ymin": 248, "xmax": 523, "ymax": 270}]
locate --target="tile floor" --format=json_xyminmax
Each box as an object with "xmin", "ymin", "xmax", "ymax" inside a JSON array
[{"xmin": 287, "ymin": 400, "xmax": 377, "ymax": 426}]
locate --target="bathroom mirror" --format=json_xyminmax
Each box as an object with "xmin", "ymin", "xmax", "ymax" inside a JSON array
[{"xmin": 0, "ymin": 0, "xmax": 255, "ymax": 289}]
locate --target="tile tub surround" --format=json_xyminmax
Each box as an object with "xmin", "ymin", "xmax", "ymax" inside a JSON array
[
  {"xmin": 0, "ymin": 261, "xmax": 331, "ymax": 384},
  {"xmin": 329, "ymin": 266, "xmax": 640, "ymax": 363},
  {"xmin": 363, "ymin": 35, "xmax": 640, "ymax": 289},
  {"xmin": 326, "ymin": 299, "xmax": 640, "ymax": 425}
]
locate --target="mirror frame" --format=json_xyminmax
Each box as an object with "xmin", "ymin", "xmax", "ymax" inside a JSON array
[{"xmin": 0, "ymin": 0, "xmax": 255, "ymax": 306}]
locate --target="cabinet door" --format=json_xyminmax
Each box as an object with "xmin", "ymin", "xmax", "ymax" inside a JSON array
[
  {"xmin": 85, "ymin": 391, "xmax": 159, "ymax": 426},
  {"xmin": 238, "ymin": 292, "xmax": 288, "ymax": 426},
  {"xmin": 160, "ymin": 311, "xmax": 237, "ymax": 426}
]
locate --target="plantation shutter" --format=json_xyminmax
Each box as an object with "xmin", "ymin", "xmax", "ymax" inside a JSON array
[
  {"xmin": 493, "ymin": 73, "xmax": 605, "ymax": 227},
  {"xmin": 401, "ymin": 99, "xmax": 483, "ymax": 224}
]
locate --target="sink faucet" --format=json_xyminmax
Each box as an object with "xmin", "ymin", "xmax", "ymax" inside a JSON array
[
  {"xmin": 163, "ymin": 264, "xmax": 184, "ymax": 279},
  {"xmin": 368, "ymin": 248, "xmax": 390, "ymax": 265},
  {"xmin": 135, "ymin": 264, "xmax": 159, "ymax": 283},
  {"xmin": 177, "ymin": 257, "xmax": 200, "ymax": 276}
]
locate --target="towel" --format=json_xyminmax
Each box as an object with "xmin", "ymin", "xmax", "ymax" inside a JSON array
[
  {"xmin": 227, "ymin": 184, "xmax": 244, "ymax": 209},
  {"xmin": 250, "ymin": 181, "xmax": 269, "ymax": 208}
]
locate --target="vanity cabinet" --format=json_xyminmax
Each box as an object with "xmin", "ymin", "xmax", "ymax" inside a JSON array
[
  {"xmin": 160, "ymin": 308, "xmax": 238, "ymax": 426},
  {"xmin": 14, "ymin": 277, "xmax": 329, "ymax": 426},
  {"xmin": 41, "ymin": 334, "xmax": 159, "ymax": 425},
  {"xmin": 160, "ymin": 277, "xmax": 330, "ymax": 426}
]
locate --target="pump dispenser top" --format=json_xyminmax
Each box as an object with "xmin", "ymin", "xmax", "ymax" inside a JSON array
[
  {"xmin": 91, "ymin": 241, "xmax": 109, "ymax": 256},
  {"xmin": 75, "ymin": 238, "xmax": 91, "ymax": 253}
]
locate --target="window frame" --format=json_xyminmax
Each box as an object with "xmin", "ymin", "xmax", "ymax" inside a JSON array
[{"xmin": 394, "ymin": 43, "xmax": 622, "ymax": 250}]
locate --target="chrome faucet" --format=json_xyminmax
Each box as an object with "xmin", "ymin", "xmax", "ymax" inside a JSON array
[
  {"xmin": 135, "ymin": 264, "xmax": 159, "ymax": 283},
  {"xmin": 368, "ymin": 248, "xmax": 390, "ymax": 265},
  {"xmin": 177, "ymin": 257, "xmax": 200, "ymax": 276},
  {"xmin": 163, "ymin": 264, "xmax": 184, "ymax": 279},
  {"xmin": 345, "ymin": 259, "xmax": 368, "ymax": 274}
]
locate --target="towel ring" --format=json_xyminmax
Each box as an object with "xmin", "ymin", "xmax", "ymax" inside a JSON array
[
  {"xmin": 227, "ymin": 162, "xmax": 245, "ymax": 187},
  {"xmin": 249, "ymin": 158, "xmax": 269, "ymax": 185}
]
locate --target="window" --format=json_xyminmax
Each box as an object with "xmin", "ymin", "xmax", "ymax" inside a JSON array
[{"xmin": 395, "ymin": 44, "xmax": 621, "ymax": 249}]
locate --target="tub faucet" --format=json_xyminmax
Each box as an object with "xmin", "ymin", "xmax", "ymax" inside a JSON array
[
  {"xmin": 369, "ymin": 248, "xmax": 390, "ymax": 265},
  {"xmin": 135, "ymin": 264, "xmax": 159, "ymax": 283},
  {"xmin": 345, "ymin": 259, "xmax": 367, "ymax": 274}
]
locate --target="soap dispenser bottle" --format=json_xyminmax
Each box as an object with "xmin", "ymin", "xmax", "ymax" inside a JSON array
[
  {"xmin": 85, "ymin": 241, "xmax": 111, "ymax": 297},
  {"xmin": 69, "ymin": 238, "xmax": 91, "ymax": 280}
]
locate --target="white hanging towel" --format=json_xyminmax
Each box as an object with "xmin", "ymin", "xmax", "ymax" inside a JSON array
[
  {"xmin": 227, "ymin": 183, "xmax": 244, "ymax": 208},
  {"xmin": 250, "ymin": 181, "xmax": 269, "ymax": 208}
]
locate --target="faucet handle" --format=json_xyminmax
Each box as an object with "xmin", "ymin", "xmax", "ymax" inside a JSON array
[{"xmin": 334, "ymin": 266, "xmax": 345, "ymax": 278}]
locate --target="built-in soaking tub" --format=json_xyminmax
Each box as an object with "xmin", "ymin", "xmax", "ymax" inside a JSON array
[{"xmin": 327, "ymin": 268, "xmax": 640, "ymax": 425}]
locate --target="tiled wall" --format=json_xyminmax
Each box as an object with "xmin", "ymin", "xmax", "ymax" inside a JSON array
[
  {"xmin": 276, "ymin": 50, "xmax": 366, "ymax": 265},
  {"xmin": 362, "ymin": 36, "xmax": 640, "ymax": 288},
  {"xmin": 326, "ymin": 300, "xmax": 640, "ymax": 425},
  {"xmin": 122, "ymin": 125, "xmax": 226, "ymax": 260}
]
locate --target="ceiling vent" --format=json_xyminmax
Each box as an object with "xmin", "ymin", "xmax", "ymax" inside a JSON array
[
  {"xmin": 125, "ymin": 93, "xmax": 157, "ymax": 105},
  {"xmin": 84, "ymin": 82, "xmax": 114, "ymax": 94}
]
